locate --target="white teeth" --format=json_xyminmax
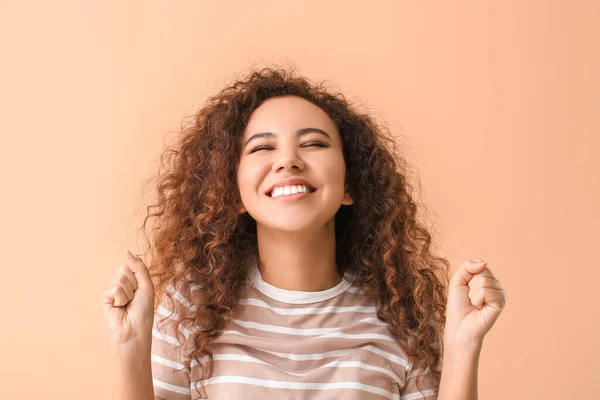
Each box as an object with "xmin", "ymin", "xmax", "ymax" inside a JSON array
[{"xmin": 271, "ymin": 185, "xmax": 311, "ymax": 198}]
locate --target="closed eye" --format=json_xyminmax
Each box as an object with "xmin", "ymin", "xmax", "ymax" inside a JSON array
[{"xmin": 249, "ymin": 142, "xmax": 327, "ymax": 153}]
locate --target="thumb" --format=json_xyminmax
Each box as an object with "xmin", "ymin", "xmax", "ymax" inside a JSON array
[{"xmin": 126, "ymin": 250, "xmax": 154, "ymax": 297}]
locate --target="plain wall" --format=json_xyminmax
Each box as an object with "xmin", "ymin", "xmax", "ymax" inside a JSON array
[{"xmin": 0, "ymin": 1, "xmax": 598, "ymax": 398}]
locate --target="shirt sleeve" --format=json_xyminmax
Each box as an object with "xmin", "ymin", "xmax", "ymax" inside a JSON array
[
  {"xmin": 151, "ymin": 288, "xmax": 193, "ymax": 400},
  {"xmin": 399, "ymin": 356, "xmax": 441, "ymax": 400}
]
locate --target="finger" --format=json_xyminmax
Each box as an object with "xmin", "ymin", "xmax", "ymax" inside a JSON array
[
  {"xmin": 464, "ymin": 260, "xmax": 493, "ymax": 277},
  {"xmin": 120, "ymin": 264, "xmax": 138, "ymax": 292},
  {"xmin": 112, "ymin": 286, "xmax": 130, "ymax": 307},
  {"xmin": 472, "ymin": 287, "xmax": 506, "ymax": 310},
  {"xmin": 126, "ymin": 250, "xmax": 154, "ymax": 296},
  {"xmin": 450, "ymin": 259, "xmax": 487, "ymax": 290},
  {"xmin": 118, "ymin": 273, "xmax": 134, "ymax": 301},
  {"xmin": 467, "ymin": 262, "xmax": 496, "ymax": 279},
  {"xmin": 101, "ymin": 284, "xmax": 126, "ymax": 307},
  {"xmin": 468, "ymin": 276, "xmax": 502, "ymax": 300},
  {"xmin": 101, "ymin": 284, "xmax": 117, "ymax": 306}
]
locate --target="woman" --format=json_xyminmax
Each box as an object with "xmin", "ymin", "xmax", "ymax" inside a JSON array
[{"xmin": 102, "ymin": 67, "xmax": 506, "ymax": 399}]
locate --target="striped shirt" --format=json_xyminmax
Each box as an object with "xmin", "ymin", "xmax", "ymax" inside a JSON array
[{"xmin": 151, "ymin": 265, "xmax": 440, "ymax": 399}]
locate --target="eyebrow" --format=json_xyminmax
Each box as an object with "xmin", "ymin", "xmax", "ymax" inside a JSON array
[{"xmin": 243, "ymin": 127, "xmax": 331, "ymax": 148}]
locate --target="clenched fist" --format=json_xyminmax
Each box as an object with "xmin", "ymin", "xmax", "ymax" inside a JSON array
[{"xmin": 102, "ymin": 250, "xmax": 155, "ymax": 346}]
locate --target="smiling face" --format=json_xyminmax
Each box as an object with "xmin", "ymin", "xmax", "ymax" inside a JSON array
[{"xmin": 236, "ymin": 95, "xmax": 354, "ymax": 233}]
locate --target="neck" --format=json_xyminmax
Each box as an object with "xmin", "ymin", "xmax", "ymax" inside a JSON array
[{"xmin": 255, "ymin": 220, "xmax": 342, "ymax": 291}]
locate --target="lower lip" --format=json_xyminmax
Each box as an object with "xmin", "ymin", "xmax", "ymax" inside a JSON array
[{"xmin": 267, "ymin": 190, "xmax": 315, "ymax": 201}]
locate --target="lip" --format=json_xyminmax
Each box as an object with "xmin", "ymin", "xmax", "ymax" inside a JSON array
[{"xmin": 265, "ymin": 178, "xmax": 316, "ymax": 197}]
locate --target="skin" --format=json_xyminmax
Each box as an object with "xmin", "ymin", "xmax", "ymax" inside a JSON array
[{"xmin": 236, "ymin": 95, "xmax": 354, "ymax": 292}]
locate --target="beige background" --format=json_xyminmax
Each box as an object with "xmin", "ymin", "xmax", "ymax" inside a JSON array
[{"xmin": 1, "ymin": 1, "xmax": 598, "ymax": 398}]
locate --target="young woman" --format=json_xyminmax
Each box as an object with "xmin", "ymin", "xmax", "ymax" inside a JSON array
[{"xmin": 102, "ymin": 67, "xmax": 506, "ymax": 400}]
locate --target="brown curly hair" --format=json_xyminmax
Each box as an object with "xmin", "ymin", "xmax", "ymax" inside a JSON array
[{"xmin": 137, "ymin": 66, "xmax": 451, "ymax": 398}]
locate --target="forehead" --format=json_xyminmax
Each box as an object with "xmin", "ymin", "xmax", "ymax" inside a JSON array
[{"xmin": 243, "ymin": 95, "xmax": 338, "ymax": 138}]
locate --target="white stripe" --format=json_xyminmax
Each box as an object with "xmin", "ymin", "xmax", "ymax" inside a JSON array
[
  {"xmin": 186, "ymin": 273, "xmax": 203, "ymax": 291},
  {"xmin": 152, "ymin": 328, "xmax": 181, "ymax": 346},
  {"xmin": 165, "ymin": 285, "xmax": 197, "ymax": 312},
  {"xmin": 407, "ymin": 366, "xmax": 433, "ymax": 379},
  {"xmin": 400, "ymin": 388, "xmax": 438, "ymax": 400},
  {"xmin": 198, "ymin": 375, "xmax": 401, "ymax": 399},
  {"xmin": 258, "ymin": 344, "xmax": 408, "ymax": 367},
  {"xmin": 152, "ymin": 378, "xmax": 191, "ymax": 395},
  {"xmin": 230, "ymin": 316, "xmax": 388, "ymax": 336},
  {"xmin": 155, "ymin": 306, "xmax": 193, "ymax": 339},
  {"xmin": 151, "ymin": 353, "xmax": 185, "ymax": 370},
  {"xmin": 259, "ymin": 343, "xmax": 408, "ymax": 367},
  {"xmin": 231, "ymin": 319, "xmax": 340, "ymax": 335},
  {"xmin": 360, "ymin": 317, "xmax": 388, "ymax": 326},
  {"xmin": 309, "ymin": 330, "xmax": 397, "ymax": 342},
  {"xmin": 238, "ymin": 297, "xmax": 377, "ymax": 315},
  {"xmin": 221, "ymin": 327, "xmax": 398, "ymax": 346},
  {"xmin": 211, "ymin": 353, "xmax": 402, "ymax": 382},
  {"xmin": 156, "ymin": 305, "xmax": 179, "ymax": 320}
]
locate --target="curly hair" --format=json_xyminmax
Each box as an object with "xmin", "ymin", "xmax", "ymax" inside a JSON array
[{"xmin": 137, "ymin": 66, "xmax": 451, "ymax": 398}]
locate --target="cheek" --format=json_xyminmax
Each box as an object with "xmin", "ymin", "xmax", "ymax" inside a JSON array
[
  {"xmin": 236, "ymin": 165, "xmax": 247, "ymax": 192},
  {"xmin": 320, "ymin": 154, "xmax": 346, "ymax": 182},
  {"xmin": 237, "ymin": 162, "xmax": 262, "ymax": 193}
]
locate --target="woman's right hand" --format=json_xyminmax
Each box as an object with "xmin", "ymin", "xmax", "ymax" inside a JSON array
[{"xmin": 102, "ymin": 250, "xmax": 155, "ymax": 346}]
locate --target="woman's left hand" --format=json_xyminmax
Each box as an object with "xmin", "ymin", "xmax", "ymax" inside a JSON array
[{"xmin": 444, "ymin": 258, "xmax": 507, "ymax": 348}]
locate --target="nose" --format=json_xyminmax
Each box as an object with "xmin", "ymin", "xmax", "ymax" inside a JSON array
[{"xmin": 272, "ymin": 152, "xmax": 305, "ymax": 172}]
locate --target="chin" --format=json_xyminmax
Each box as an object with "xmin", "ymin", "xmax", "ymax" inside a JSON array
[{"xmin": 259, "ymin": 218, "xmax": 321, "ymax": 233}]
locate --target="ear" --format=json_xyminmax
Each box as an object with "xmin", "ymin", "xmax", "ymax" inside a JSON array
[{"xmin": 342, "ymin": 183, "xmax": 354, "ymax": 206}]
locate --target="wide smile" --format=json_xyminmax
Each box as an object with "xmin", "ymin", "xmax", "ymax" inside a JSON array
[{"xmin": 266, "ymin": 188, "xmax": 317, "ymax": 202}]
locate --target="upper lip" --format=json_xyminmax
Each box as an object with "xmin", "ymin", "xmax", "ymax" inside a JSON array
[{"xmin": 265, "ymin": 178, "xmax": 316, "ymax": 196}]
